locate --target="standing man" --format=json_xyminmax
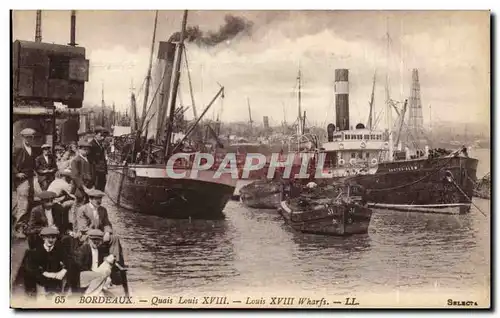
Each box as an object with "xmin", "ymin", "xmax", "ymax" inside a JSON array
[
  {"xmin": 71, "ymin": 140, "xmax": 95, "ymax": 204},
  {"xmin": 89, "ymin": 126, "xmax": 109, "ymax": 191},
  {"xmin": 35, "ymin": 144, "xmax": 58, "ymax": 190},
  {"xmin": 12, "ymin": 128, "xmax": 37, "ymax": 239}
]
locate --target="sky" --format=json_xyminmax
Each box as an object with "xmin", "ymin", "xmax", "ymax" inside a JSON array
[{"xmin": 12, "ymin": 10, "xmax": 490, "ymax": 130}]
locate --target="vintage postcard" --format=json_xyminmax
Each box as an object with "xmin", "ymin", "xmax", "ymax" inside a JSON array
[{"xmin": 10, "ymin": 9, "xmax": 491, "ymax": 309}]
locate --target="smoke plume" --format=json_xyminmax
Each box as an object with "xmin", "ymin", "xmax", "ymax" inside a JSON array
[{"xmin": 168, "ymin": 14, "xmax": 253, "ymax": 46}]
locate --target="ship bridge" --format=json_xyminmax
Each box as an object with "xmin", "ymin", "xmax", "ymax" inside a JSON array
[
  {"xmin": 322, "ymin": 129, "xmax": 389, "ymax": 152},
  {"xmin": 320, "ymin": 128, "xmax": 391, "ymax": 176}
]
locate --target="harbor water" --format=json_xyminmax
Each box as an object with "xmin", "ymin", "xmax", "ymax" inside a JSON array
[{"xmin": 105, "ymin": 149, "xmax": 490, "ymax": 297}]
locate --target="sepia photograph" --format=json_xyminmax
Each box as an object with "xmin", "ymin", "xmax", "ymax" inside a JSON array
[{"xmin": 9, "ymin": 8, "xmax": 491, "ymax": 309}]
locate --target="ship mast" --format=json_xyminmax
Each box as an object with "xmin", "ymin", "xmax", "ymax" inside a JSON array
[
  {"xmin": 297, "ymin": 65, "xmax": 303, "ymax": 135},
  {"xmin": 247, "ymin": 97, "xmax": 253, "ymax": 135},
  {"xmin": 101, "ymin": 83, "xmax": 106, "ymax": 126},
  {"xmin": 282, "ymin": 102, "xmax": 287, "ymax": 133},
  {"xmin": 164, "ymin": 10, "xmax": 189, "ymax": 160},
  {"xmin": 132, "ymin": 10, "xmax": 158, "ymax": 159},
  {"xmin": 384, "ymin": 31, "xmax": 392, "ymax": 132},
  {"xmin": 367, "ymin": 71, "xmax": 376, "ymax": 130},
  {"xmin": 141, "ymin": 10, "xmax": 158, "ymax": 139}
]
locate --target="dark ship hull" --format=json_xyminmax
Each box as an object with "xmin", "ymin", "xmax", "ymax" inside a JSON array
[
  {"xmin": 278, "ymin": 199, "xmax": 372, "ymax": 236},
  {"xmin": 349, "ymin": 156, "xmax": 478, "ymax": 214},
  {"xmin": 106, "ymin": 164, "xmax": 237, "ymax": 220}
]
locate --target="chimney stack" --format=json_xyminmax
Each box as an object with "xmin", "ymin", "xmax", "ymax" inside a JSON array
[
  {"xmin": 68, "ymin": 10, "xmax": 77, "ymax": 46},
  {"xmin": 35, "ymin": 10, "xmax": 42, "ymax": 42},
  {"xmin": 334, "ymin": 69, "xmax": 350, "ymax": 131}
]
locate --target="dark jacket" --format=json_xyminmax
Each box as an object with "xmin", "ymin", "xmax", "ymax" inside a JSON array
[
  {"xmin": 13, "ymin": 146, "xmax": 36, "ymax": 183},
  {"xmin": 35, "ymin": 153, "xmax": 57, "ymax": 184},
  {"xmin": 71, "ymin": 155, "xmax": 95, "ymax": 199},
  {"xmin": 74, "ymin": 242, "xmax": 107, "ymax": 272},
  {"xmin": 89, "ymin": 139, "xmax": 107, "ymax": 174},
  {"xmin": 26, "ymin": 203, "xmax": 71, "ymax": 236},
  {"xmin": 75, "ymin": 203, "xmax": 113, "ymax": 235},
  {"xmin": 23, "ymin": 243, "xmax": 69, "ymax": 291}
]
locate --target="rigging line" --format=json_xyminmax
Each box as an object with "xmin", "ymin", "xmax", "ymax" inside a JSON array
[
  {"xmin": 138, "ymin": 69, "xmax": 169, "ymax": 135},
  {"xmin": 447, "ymin": 176, "xmax": 487, "ymax": 217},
  {"xmin": 398, "ymin": 120, "xmax": 428, "ymax": 151},
  {"xmin": 122, "ymin": 59, "xmax": 169, "ymax": 163},
  {"xmin": 183, "ymin": 45, "xmax": 198, "ymax": 120},
  {"xmin": 135, "ymin": 76, "xmax": 147, "ymax": 101}
]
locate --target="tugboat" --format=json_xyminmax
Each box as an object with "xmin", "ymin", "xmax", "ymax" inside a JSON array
[
  {"xmin": 106, "ymin": 11, "xmax": 237, "ymax": 220},
  {"xmin": 277, "ymin": 181, "xmax": 373, "ymax": 236}
]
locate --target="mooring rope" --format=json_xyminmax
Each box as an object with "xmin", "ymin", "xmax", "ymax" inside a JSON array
[{"xmin": 445, "ymin": 172, "xmax": 487, "ymax": 217}]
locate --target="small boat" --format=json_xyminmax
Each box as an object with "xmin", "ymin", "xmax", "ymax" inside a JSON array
[
  {"xmin": 239, "ymin": 180, "xmax": 282, "ymax": 209},
  {"xmin": 474, "ymin": 172, "xmax": 490, "ymax": 200},
  {"xmin": 278, "ymin": 181, "xmax": 373, "ymax": 236}
]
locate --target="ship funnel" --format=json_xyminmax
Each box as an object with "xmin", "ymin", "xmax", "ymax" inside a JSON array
[
  {"xmin": 334, "ymin": 69, "xmax": 349, "ymax": 131},
  {"xmin": 327, "ymin": 123, "xmax": 335, "ymax": 141},
  {"xmin": 155, "ymin": 41, "xmax": 177, "ymax": 141}
]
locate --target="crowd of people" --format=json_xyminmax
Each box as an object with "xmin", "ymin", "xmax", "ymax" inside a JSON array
[{"xmin": 12, "ymin": 125, "xmax": 126, "ymax": 299}]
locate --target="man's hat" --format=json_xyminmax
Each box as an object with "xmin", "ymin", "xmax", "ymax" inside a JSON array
[
  {"xmin": 40, "ymin": 226, "xmax": 60, "ymax": 236},
  {"xmin": 87, "ymin": 188, "xmax": 106, "ymax": 198},
  {"xmin": 20, "ymin": 128, "xmax": 36, "ymax": 136},
  {"xmin": 78, "ymin": 140, "xmax": 91, "ymax": 148},
  {"xmin": 88, "ymin": 229, "xmax": 104, "ymax": 239},
  {"xmin": 54, "ymin": 145, "xmax": 65, "ymax": 151},
  {"xmin": 37, "ymin": 191, "xmax": 57, "ymax": 201},
  {"xmin": 41, "ymin": 144, "xmax": 51, "ymax": 149}
]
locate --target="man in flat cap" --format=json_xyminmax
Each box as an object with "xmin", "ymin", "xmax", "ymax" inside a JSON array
[
  {"xmin": 35, "ymin": 144, "xmax": 58, "ymax": 191},
  {"xmin": 75, "ymin": 229, "xmax": 116, "ymax": 295},
  {"xmin": 26, "ymin": 191, "xmax": 71, "ymax": 249},
  {"xmin": 12, "ymin": 128, "xmax": 37, "ymax": 238},
  {"xmin": 75, "ymin": 189, "xmax": 125, "ymax": 268},
  {"xmin": 71, "ymin": 140, "xmax": 95, "ymax": 205},
  {"xmin": 23, "ymin": 226, "xmax": 71, "ymax": 298},
  {"xmin": 57, "ymin": 142, "xmax": 77, "ymax": 171},
  {"xmin": 89, "ymin": 126, "xmax": 109, "ymax": 191}
]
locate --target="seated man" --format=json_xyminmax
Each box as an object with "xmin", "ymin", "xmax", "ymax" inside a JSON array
[
  {"xmin": 47, "ymin": 169, "xmax": 76, "ymax": 210},
  {"xmin": 75, "ymin": 189, "xmax": 125, "ymax": 267},
  {"xmin": 23, "ymin": 226, "xmax": 70, "ymax": 299},
  {"xmin": 35, "ymin": 144, "xmax": 58, "ymax": 191},
  {"xmin": 75, "ymin": 229, "xmax": 116, "ymax": 296},
  {"xmin": 26, "ymin": 191, "xmax": 72, "ymax": 250}
]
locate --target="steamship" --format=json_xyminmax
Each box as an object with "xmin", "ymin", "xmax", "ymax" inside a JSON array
[
  {"xmin": 106, "ymin": 11, "xmax": 237, "ymax": 220},
  {"xmin": 318, "ymin": 69, "xmax": 478, "ymax": 214}
]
